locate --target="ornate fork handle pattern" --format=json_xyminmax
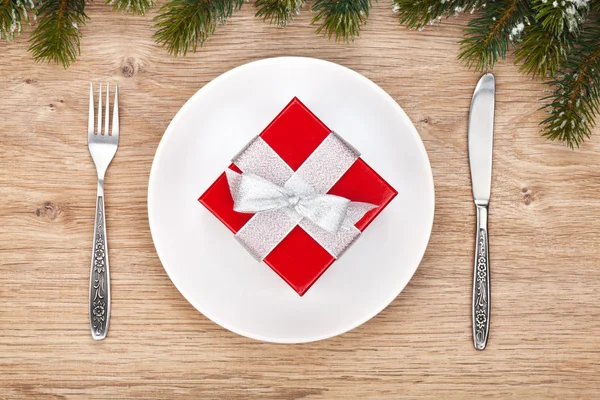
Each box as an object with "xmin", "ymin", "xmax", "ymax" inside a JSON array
[
  {"xmin": 90, "ymin": 192, "xmax": 110, "ymax": 340},
  {"xmin": 473, "ymin": 205, "xmax": 490, "ymax": 350}
]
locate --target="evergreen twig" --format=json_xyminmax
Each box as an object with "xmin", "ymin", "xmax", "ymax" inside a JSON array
[
  {"xmin": 28, "ymin": 0, "xmax": 87, "ymax": 68},
  {"xmin": 514, "ymin": 24, "xmax": 567, "ymax": 78},
  {"xmin": 392, "ymin": 0, "xmax": 482, "ymax": 29},
  {"xmin": 108, "ymin": 0, "xmax": 155, "ymax": 15},
  {"xmin": 0, "ymin": 0, "xmax": 33, "ymax": 41},
  {"xmin": 153, "ymin": 0, "xmax": 244, "ymax": 56},
  {"xmin": 311, "ymin": 0, "xmax": 372, "ymax": 42},
  {"xmin": 458, "ymin": 0, "xmax": 532, "ymax": 71},
  {"xmin": 513, "ymin": 0, "xmax": 591, "ymax": 79},
  {"xmin": 536, "ymin": 0, "xmax": 589, "ymax": 36},
  {"xmin": 255, "ymin": 0, "xmax": 304, "ymax": 27},
  {"xmin": 542, "ymin": 23, "xmax": 600, "ymax": 148}
]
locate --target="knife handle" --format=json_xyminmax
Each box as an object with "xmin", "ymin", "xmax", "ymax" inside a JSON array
[{"xmin": 473, "ymin": 204, "xmax": 490, "ymax": 350}]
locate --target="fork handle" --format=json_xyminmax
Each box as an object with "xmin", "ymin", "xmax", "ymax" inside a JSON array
[
  {"xmin": 473, "ymin": 205, "xmax": 490, "ymax": 350},
  {"xmin": 90, "ymin": 180, "xmax": 110, "ymax": 340}
]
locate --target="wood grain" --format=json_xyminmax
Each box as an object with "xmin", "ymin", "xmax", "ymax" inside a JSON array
[{"xmin": 1, "ymin": 3, "xmax": 599, "ymax": 399}]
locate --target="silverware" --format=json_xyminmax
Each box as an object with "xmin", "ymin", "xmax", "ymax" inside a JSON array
[
  {"xmin": 88, "ymin": 82, "xmax": 119, "ymax": 340},
  {"xmin": 468, "ymin": 73, "xmax": 495, "ymax": 350}
]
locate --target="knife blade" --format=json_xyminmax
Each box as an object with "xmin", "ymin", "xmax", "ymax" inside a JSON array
[{"xmin": 468, "ymin": 73, "xmax": 495, "ymax": 350}]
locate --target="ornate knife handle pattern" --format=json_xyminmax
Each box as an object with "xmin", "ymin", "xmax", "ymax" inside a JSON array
[
  {"xmin": 90, "ymin": 195, "xmax": 110, "ymax": 340},
  {"xmin": 473, "ymin": 205, "xmax": 490, "ymax": 350}
]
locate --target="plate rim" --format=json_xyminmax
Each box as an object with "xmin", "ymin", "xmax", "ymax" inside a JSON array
[{"xmin": 148, "ymin": 56, "xmax": 435, "ymax": 343}]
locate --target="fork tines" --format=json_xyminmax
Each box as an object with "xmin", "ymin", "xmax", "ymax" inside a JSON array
[{"xmin": 88, "ymin": 82, "xmax": 119, "ymax": 138}]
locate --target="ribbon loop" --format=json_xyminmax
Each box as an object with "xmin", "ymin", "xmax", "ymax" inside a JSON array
[{"xmin": 227, "ymin": 171, "xmax": 375, "ymax": 234}]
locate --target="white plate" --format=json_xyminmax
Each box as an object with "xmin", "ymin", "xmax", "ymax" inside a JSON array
[{"xmin": 148, "ymin": 57, "xmax": 434, "ymax": 343}]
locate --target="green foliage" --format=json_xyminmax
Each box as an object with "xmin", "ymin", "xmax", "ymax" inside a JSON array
[
  {"xmin": 513, "ymin": 23, "xmax": 567, "ymax": 78},
  {"xmin": 393, "ymin": 0, "xmax": 482, "ymax": 29},
  {"xmin": 311, "ymin": 0, "xmax": 372, "ymax": 42},
  {"xmin": 255, "ymin": 0, "xmax": 304, "ymax": 27},
  {"xmin": 28, "ymin": 0, "xmax": 87, "ymax": 68},
  {"xmin": 153, "ymin": 0, "xmax": 244, "ymax": 56},
  {"xmin": 458, "ymin": 0, "xmax": 533, "ymax": 71},
  {"xmin": 536, "ymin": 0, "xmax": 588, "ymax": 36},
  {"xmin": 108, "ymin": 0, "xmax": 155, "ymax": 15},
  {"xmin": 542, "ymin": 23, "xmax": 600, "ymax": 148},
  {"xmin": 0, "ymin": 0, "xmax": 32, "ymax": 41}
]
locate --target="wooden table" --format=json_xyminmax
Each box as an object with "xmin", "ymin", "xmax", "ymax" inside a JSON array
[{"xmin": 1, "ymin": 3, "xmax": 599, "ymax": 399}]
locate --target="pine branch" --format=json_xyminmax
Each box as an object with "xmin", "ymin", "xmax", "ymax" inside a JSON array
[
  {"xmin": 310, "ymin": 0, "xmax": 372, "ymax": 42},
  {"xmin": 536, "ymin": 0, "xmax": 590, "ymax": 36},
  {"xmin": 514, "ymin": 23, "xmax": 568, "ymax": 78},
  {"xmin": 255, "ymin": 0, "xmax": 304, "ymax": 27},
  {"xmin": 108, "ymin": 0, "xmax": 155, "ymax": 15},
  {"xmin": 458, "ymin": 0, "xmax": 532, "ymax": 71},
  {"xmin": 541, "ymin": 23, "xmax": 600, "ymax": 148},
  {"xmin": 0, "ymin": 0, "xmax": 33, "ymax": 41},
  {"xmin": 28, "ymin": 0, "xmax": 87, "ymax": 68},
  {"xmin": 392, "ymin": 0, "xmax": 482, "ymax": 30},
  {"xmin": 153, "ymin": 0, "xmax": 244, "ymax": 56},
  {"xmin": 513, "ymin": 0, "xmax": 587, "ymax": 79}
]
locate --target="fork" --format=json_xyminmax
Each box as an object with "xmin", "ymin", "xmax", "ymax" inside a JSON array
[{"xmin": 88, "ymin": 82, "xmax": 119, "ymax": 340}]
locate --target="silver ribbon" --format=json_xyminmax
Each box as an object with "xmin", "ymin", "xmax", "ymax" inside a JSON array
[
  {"xmin": 227, "ymin": 132, "xmax": 376, "ymax": 261},
  {"xmin": 228, "ymin": 172, "xmax": 375, "ymax": 233}
]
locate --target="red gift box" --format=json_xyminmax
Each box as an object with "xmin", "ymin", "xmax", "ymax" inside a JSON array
[{"xmin": 199, "ymin": 98, "xmax": 397, "ymax": 296}]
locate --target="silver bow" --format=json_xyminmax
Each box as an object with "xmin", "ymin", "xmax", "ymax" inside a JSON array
[{"xmin": 227, "ymin": 171, "xmax": 376, "ymax": 233}]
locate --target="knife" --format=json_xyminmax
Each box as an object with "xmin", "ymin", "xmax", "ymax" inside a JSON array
[{"xmin": 468, "ymin": 73, "xmax": 495, "ymax": 350}]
